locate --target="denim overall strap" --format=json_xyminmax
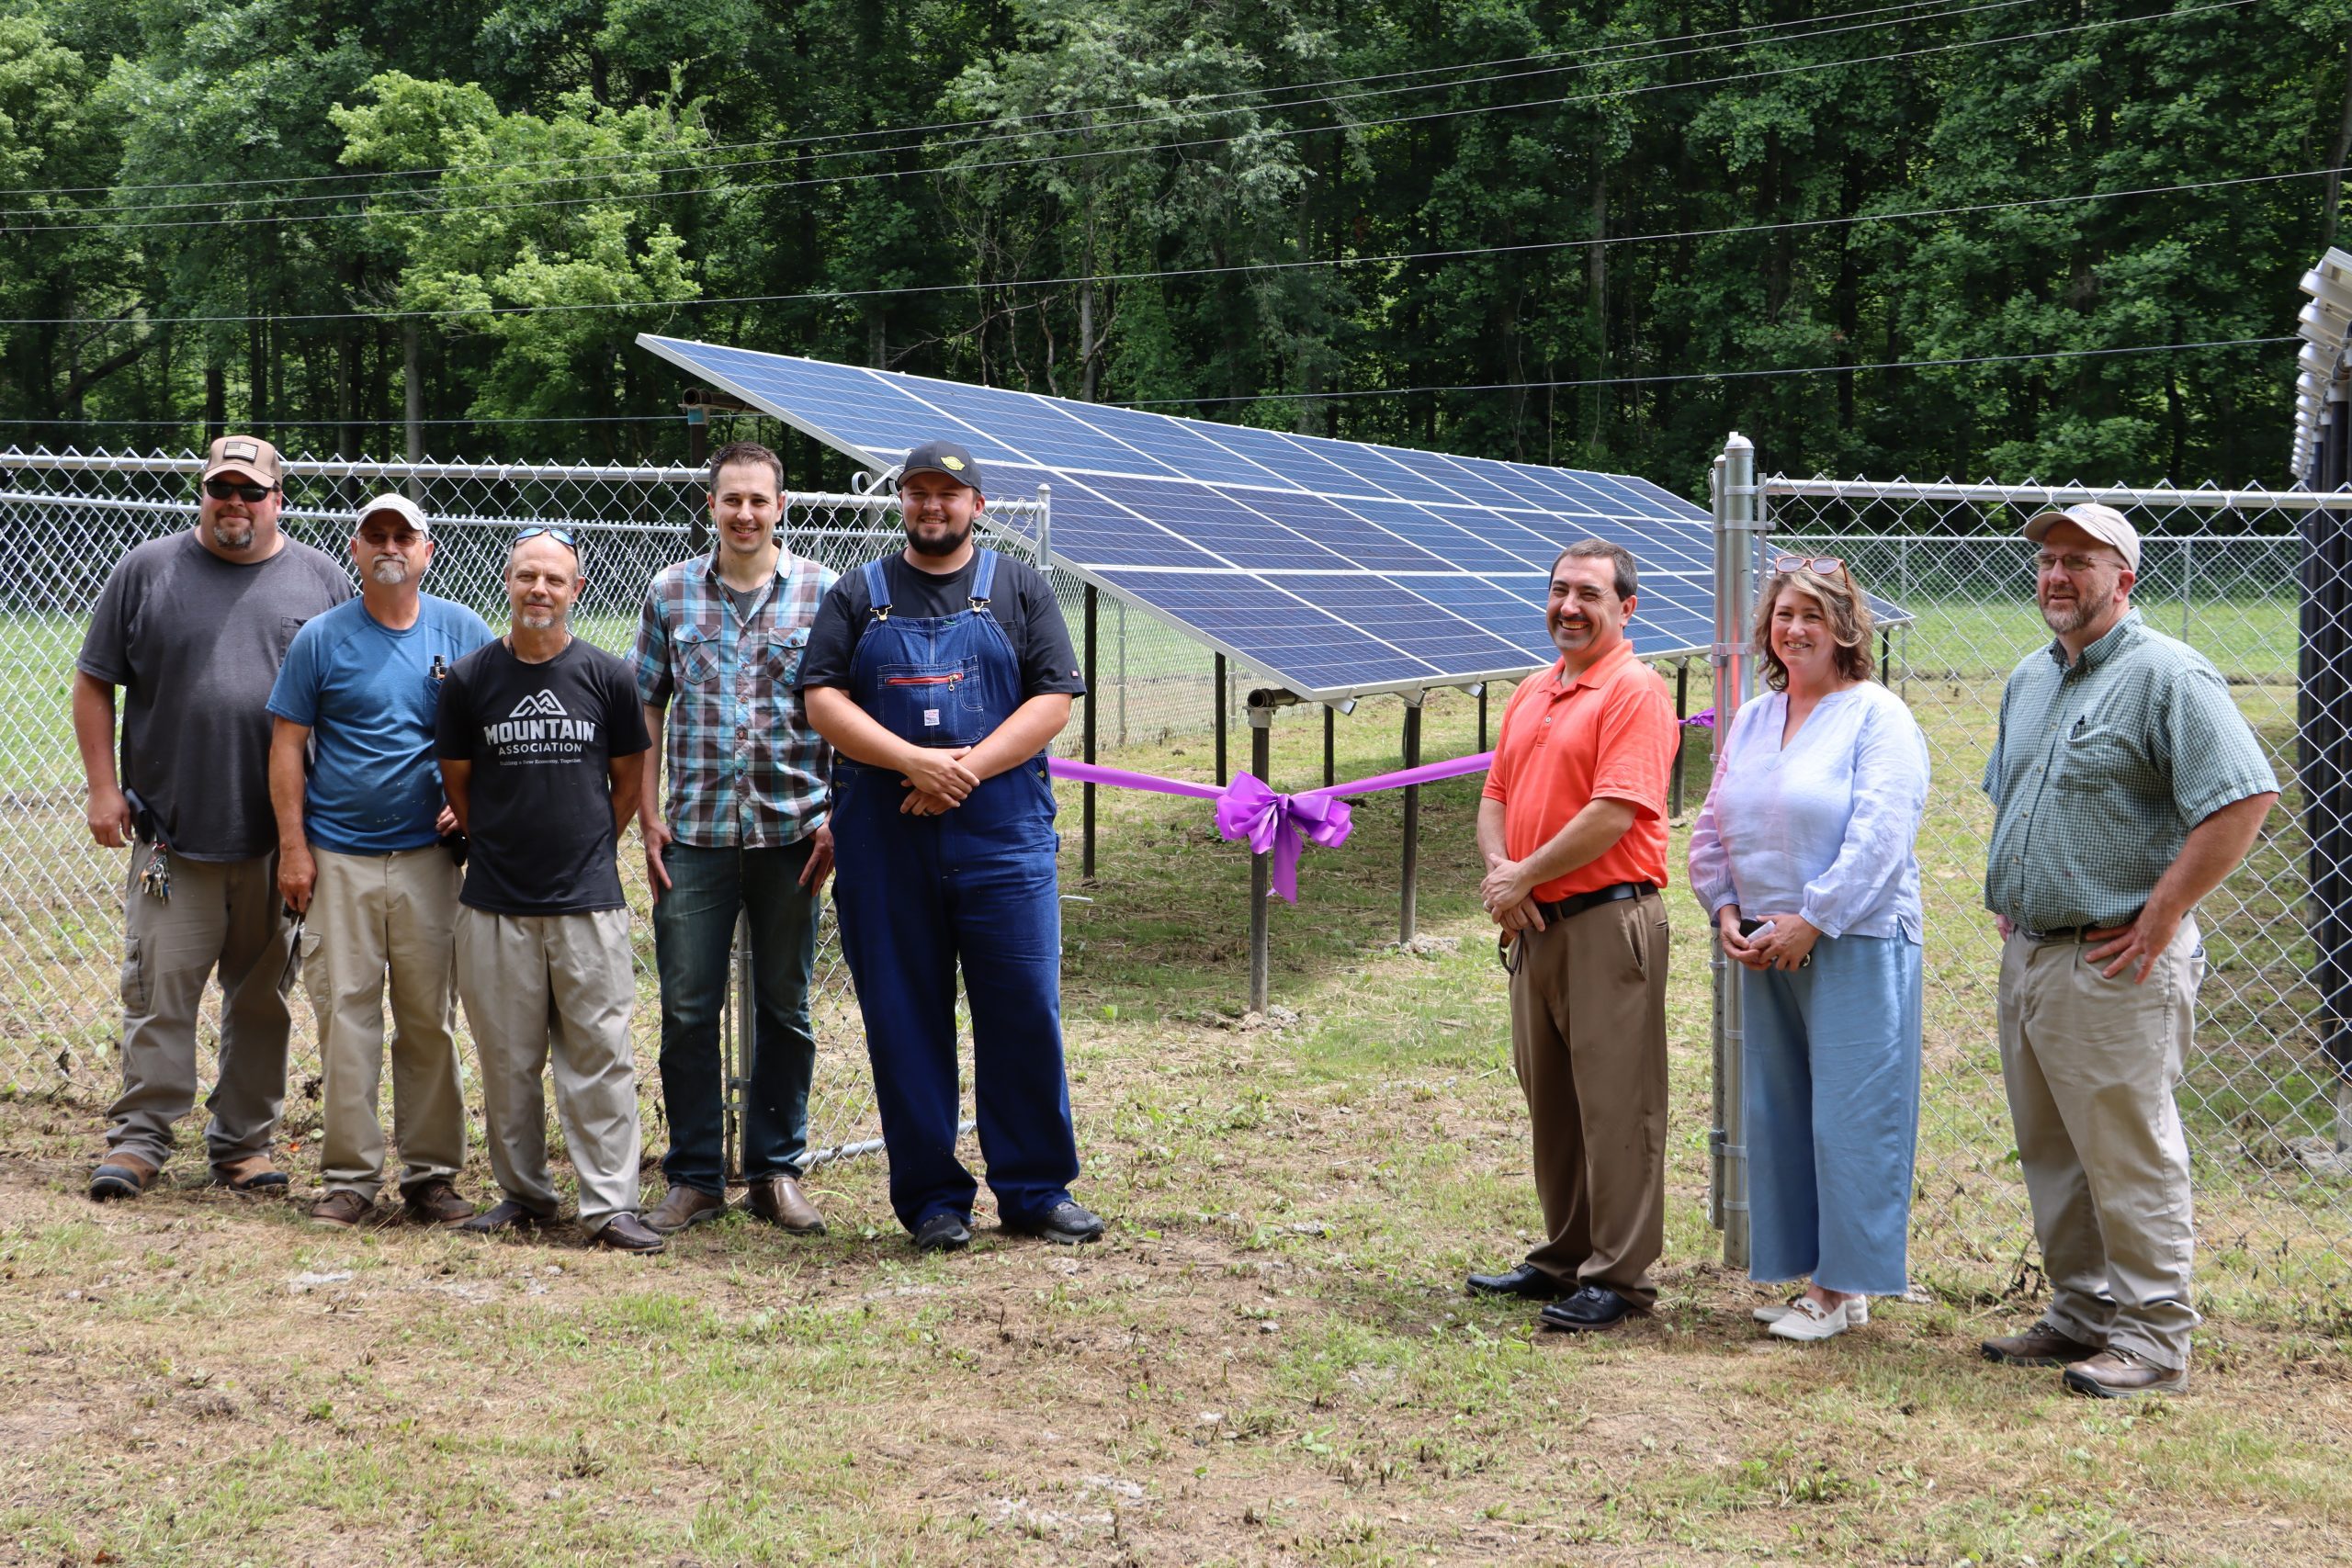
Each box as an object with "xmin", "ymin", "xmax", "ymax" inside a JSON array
[{"xmin": 828, "ymin": 548, "xmax": 1078, "ymax": 1235}]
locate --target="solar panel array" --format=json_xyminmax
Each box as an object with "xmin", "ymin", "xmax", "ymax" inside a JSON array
[{"xmin": 639, "ymin": 333, "xmax": 1720, "ymax": 699}]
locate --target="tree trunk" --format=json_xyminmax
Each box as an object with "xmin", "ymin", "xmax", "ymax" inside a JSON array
[
  {"xmin": 1079, "ymin": 276, "xmax": 1096, "ymax": 402},
  {"xmin": 2329, "ymin": 21, "xmax": 2352, "ymax": 245},
  {"xmin": 1587, "ymin": 169, "xmax": 1609, "ymax": 450},
  {"xmin": 403, "ymin": 318, "xmax": 424, "ymax": 464},
  {"xmin": 204, "ymin": 360, "xmax": 226, "ymax": 444}
]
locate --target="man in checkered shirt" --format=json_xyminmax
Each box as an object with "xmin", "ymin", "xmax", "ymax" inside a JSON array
[
  {"xmin": 634, "ymin": 441, "xmax": 836, "ymax": 1237},
  {"xmin": 1977, "ymin": 502, "xmax": 2278, "ymax": 1399}
]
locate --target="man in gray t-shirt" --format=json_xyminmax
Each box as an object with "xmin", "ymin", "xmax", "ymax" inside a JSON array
[{"xmin": 74, "ymin": 435, "xmax": 352, "ymax": 1202}]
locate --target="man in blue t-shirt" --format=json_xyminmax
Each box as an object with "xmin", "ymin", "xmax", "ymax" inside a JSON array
[{"xmin": 267, "ymin": 494, "xmax": 493, "ymax": 1229}]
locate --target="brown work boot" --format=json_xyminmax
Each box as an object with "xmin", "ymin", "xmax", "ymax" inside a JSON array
[
  {"xmin": 2064, "ymin": 1348, "xmax": 2188, "ymax": 1399},
  {"xmin": 1980, "ymin": 1321, "xmax": 2104, "ymax": 1367},
  {"xmin": 309, "ymin": 1190, "xmax": 374, "ymax": 1228},
  {"xmin": 742, "ymin": 1175, "xmax": 827, "ymax": 1235},
  {"xmin": 212, "ymin": 1153, "xmax": 289, "ymax": 1193},
  {"xmin": 643, "ymin": 1184, "xmax": 727, "ymax": 1235},
  {"xmin": 594, "ymin": 1213, "xmax": 667, "ymax": 1254},
  {"xmin": 402, "ymin": 1179, "xmax": 476, "ymax": 1227},
  {"xmin": 89, "ymin": 1152, "xmax": 161, "ymax": 1202}
]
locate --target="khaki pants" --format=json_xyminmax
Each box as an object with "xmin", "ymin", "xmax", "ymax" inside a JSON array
[
  {"xmin": 107, "ymin": 841, "xmax": 293, "ymax": 1171},
  {"xmin": 1507, "ymin": 889, "xmax": 1671, "ymax": 1307},
  {"xmin": 453, "ymin": 907, "xmax": 640, "ymax": 1232},
  {"xmin": 304, "ymin": 846, "xmax": 467, "ymax": 1201},
  {"xmin": 1998, "ymin": 919, "xmax": 2204, "ymax": 1370}
]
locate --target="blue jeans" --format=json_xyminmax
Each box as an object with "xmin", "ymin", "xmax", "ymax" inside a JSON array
[
  {"xmin": 1742, "ymin": 932, "xmax": 1923, "ymax": 1295},
  {"xmin": 650, "ymin": 837, "xmax": 820, "ymax": 1194}
]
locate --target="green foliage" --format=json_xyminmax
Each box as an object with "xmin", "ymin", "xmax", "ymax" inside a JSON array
[{"xmin": 0, "ymin": 0, "xmax": 2347, "ymax": 486}]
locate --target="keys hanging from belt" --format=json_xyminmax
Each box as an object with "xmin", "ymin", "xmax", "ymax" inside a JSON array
[{"xmin": 138, "ymin": 840, "xmax": 171, "ymax": 903}]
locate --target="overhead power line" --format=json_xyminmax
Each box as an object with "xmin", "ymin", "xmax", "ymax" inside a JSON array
[
  {"xmin": 2, "ymin": 0, "xmax": 2256, "ymax": 237},
  {"xmin": 0, "ymin": 0, "xmax": 2016, "ymax": 205},
  {"xmin": 0, "ymin": 157, "xmax": 2330, "ymax": 330}
]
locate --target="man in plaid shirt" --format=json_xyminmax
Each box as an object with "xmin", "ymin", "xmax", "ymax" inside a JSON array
[{"xmin": 634, "ymin": 441, "xmax": 836, "ymax": 1236}]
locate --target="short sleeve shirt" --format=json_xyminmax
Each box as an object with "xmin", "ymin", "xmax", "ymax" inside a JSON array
[
  {"xmin": 434, "ymin": 638, "xmax": 651, "ymax": 916},
  {"xmin": 797, "ymin": 553, "xmax": 1086, "ymax": 698},
  {"xmin": 1482, "ymin": 642, "xmax": 1677, "ymax": 900},
  {"xmin": 1983, "ymin": 610, "xmax": 2278, "ymax": 929},
  {"xmin": 77, "ymin": 531, "xmax": 354, "ymax": 861},
  {"xmin": 267, "ymin": 595, "xmax": 495, "ymax": 853},
  {"xmin": 634, "ymin": 552, "xmax": 835, "ymax": 850}
]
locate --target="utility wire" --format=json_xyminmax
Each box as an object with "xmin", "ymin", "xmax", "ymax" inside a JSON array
[
  {"xmin": 2, "ymin": 156, "xmax": 2328, "ymax": 329},
  {"xmin": 0, "ymin": 0, "xmax": 2014, "ymax": 203},
  {"xmin": 4, "ymin": 0, "xmax": 2253, "ymax": 236}
]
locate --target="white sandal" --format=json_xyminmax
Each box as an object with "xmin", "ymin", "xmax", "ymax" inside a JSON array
[
  {"xmin": 1753, "ymin": 1294, "xmax": 1869, "ymax": 1325},
  {"xmin": 1767, "ymin": 1296, "xmax": 1855, "ymax": 1341}
]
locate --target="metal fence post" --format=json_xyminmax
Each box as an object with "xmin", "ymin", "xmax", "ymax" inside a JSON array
[
  {"xmin": 1711, "ymin": 433, "xmax": 1760, "ymax": 1269},
  {"xmin": 726, "ymin": 908, "xmax": 752, "ymax": 1183}
]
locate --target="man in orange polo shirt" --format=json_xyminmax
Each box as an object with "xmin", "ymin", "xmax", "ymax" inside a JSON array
[{"xmin": 1469, "ymin": 537, "xmax": 1679, "ymax": 1331}]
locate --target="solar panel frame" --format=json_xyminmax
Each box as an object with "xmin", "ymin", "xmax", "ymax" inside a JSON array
[{"xmin": 635, "ymin": 333, "xmax": 1811, "ymax": 703}]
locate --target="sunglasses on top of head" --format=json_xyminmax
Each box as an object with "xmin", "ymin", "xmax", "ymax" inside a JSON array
[
  {"xmin": 202, "ymin": 478, "xmax": 277, "ymax": 503},
  {"xmin": 515, "ymin": 525, "xmax": 579, "ymax": 547},
  {"xmin": 1771, "ymin": 553, "xmax": 1848, "ymax": 578}
]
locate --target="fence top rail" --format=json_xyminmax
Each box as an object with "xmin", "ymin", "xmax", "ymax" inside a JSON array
[
  {"xmin": 0, "ymin": 489, "xmax": 1042, "ymax": 533},
  {"xmin": 1744, "ymin": 529, "xmax": 2303, "ymax": 545},
  {"xmin": 1764, "ymin": 476, "xmax": 2352, "ymax": 510}
]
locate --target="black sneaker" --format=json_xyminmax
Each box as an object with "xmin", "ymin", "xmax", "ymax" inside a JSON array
[
  {"xmin": 912, "ymin": 1213, "xmax": 974, "ymax": 1253},
  {"xmin": 1007, "ymin": 1201, "xmax": 1106, "ymax": 1246}
]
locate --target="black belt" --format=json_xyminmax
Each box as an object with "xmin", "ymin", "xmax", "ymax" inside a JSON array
[
  {"xmin": 1534, "ymin": 881, "xmax": 1657, "ymax": 925},
  {"xmin": 2018, "ymin": 909, "xmax": 2139, "ymax": 944}
]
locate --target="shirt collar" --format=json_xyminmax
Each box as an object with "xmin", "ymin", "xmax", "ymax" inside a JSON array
[
  {"xmin": 1551, "ymin": 638, "xmax": 1635, "ymax": 692},
  {"xmin": 697, "ymin": 550, "xmax": 791, "ymax": 586},
  {"xmin": 2043, "ymin": 606, "xmax": 2143, "ymax": 672}
]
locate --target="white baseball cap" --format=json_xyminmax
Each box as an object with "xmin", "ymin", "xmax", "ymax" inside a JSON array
[
  {"xmin": 2023, "ymin": 502, "xmax": 2138, "ymax": 573},
  {"xmin": 355, "ymin": 492, "xmax": 431, "ymax": 536}
]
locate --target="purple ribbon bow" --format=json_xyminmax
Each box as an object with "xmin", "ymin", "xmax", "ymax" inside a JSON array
[{"xmin": 1210, "ymin": 774, "xmax": 1354, "ymax": 904}]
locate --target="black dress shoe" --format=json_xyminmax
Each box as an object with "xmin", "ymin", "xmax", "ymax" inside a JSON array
[
  {"xmin": 912, "ymin": 1213, "xmax": 974, "ymax": 1253},
  {"xmin": 1539, "ymin": 1285, "xmax": 1634, "ymax": 1331},
  {"xmin": 458, "ymin": 1199, "xmax": 549, "ymax": 1237},
  {"xmin": 1466, "ymin": 1263, "xmax": 1563, "ymax": 1300}
]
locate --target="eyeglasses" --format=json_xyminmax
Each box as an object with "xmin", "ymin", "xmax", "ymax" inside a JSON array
[
  {"xmin": 515, "ymin": 525, "xmax": 578, "ymax": 547},
  {"xmin": 1771, "ymin": 553, "xmax": 1847, "ymax": 577},
  {"xmin": 202, "ymin": 478, "xmax": 276, "ymax": 503},
  {"xmin": 2034, "ymin": 550, "xmax": 2120, "ymax": 576}
]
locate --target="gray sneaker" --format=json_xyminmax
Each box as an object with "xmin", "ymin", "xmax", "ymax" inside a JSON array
[{"xmin": 2063, "ymin": 1348, "xmax": 2188, "ymax": 1399}]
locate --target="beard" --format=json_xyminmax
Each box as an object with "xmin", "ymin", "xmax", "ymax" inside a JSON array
[
  {"xmin": 905, "ymin": 517, "xmax": 972, "ymax": 558},
  {"xmin": 2040, "ymin": 593, "xmax": 2094, "ymax": 636},
  {"xmin": 517, "ymin": 607, "xmax": 560, "ymax": 630},
  {"xmin": 208, "ymin": 518, "xmax": 256, "ymax": 551},
  {"xmin": 367, "ymin": 558, "xmax": 411, "ymax": 587}
]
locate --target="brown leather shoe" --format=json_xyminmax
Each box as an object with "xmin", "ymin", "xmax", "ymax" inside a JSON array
[
  {"xmin": 644, "ymin": 1184, "xmax": 727, "ymax": 1235},
  {"xmin": 402, "ymin": 1179, "xmax": 476, "ymax": 1227},
  {"xmin": 1980, "ymin": 1321, "xmax": 2104, "ymax": 1367},
  {"xmin": 212, "ymin": 1154, "xmax": 289, "ymax": 1193},
  {"xmin": 2064, "ymin": 1348, "xmax": 2188, "ymax": 1399},
  {"xmin": 594, "ymin": 1213, "xmax": 667, "ymax": 1254},
  {"xmin": 742, "ymin": 1175, "xmax": 827, "ymax": 1235},
  {"xmin": 89, "ymin": 1152, "xmax": 161, "ymax": 1202},
  {"xmin": 310, "ymin": 1190, "xmax": 374, "ymax": 1228}
]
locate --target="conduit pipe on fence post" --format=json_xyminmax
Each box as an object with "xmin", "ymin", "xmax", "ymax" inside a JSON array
[
  {"xmin": 1711, "ymin": 432, "xmax": 1761, "ymax": 1270},
  {"xmin": 1399, "ymin": 696, "xmax": 1423, "ymax": 945},
  {"xmin": 1245, "ymin": 689, "xmax": 1296, "ymax": 1013}
]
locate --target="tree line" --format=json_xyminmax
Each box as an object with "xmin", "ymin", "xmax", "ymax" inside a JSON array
[{"xmin": 1, "ymin": 0, "xmax": 2347, "ymax": 495}]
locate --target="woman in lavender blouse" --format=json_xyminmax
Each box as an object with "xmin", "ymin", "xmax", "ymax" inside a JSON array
[{"xmin": 1688, "ymin": 558, "xmax": 1929, "ymax": 1342}]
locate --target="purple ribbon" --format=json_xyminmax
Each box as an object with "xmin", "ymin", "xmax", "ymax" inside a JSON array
[{"xmin": 1046, "ymin": 750, "xmax": 1495, "ymax": 903}]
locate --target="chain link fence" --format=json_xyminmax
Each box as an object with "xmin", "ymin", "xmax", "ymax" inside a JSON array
[
  {"xmin": 0, "ymin": 447, "xmax": 1230, "ymax": 1182},
  {"xmin": 1753, "ymin": 475, "xmax": 2351, "ymax": 1303}
]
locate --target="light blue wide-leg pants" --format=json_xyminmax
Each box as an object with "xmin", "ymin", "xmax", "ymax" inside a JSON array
[{"xmin": 1742, "ymin": 932, "xmax": 1923, "ymax": 1294}]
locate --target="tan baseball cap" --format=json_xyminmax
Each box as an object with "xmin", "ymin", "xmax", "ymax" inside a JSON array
[
  {"xmin": 356, "ymin": 492, "xmax": 431, "ymax": 536},
  {"xmin": 2024, "ymin": 502, "xmax": 2139, "ymax": 573},
  {"xmin": 200, "ymin": 434, "xmax": 284, "ymax": 487}
]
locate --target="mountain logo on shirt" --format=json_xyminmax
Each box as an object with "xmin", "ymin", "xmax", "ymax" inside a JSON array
[{"xmin": 508, "ymin": 690, "xmax": 569, "ymax": 719}]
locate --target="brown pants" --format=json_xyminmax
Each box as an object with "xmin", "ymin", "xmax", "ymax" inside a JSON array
[{"xmin": 1508, "ymin": 889, "xmax": 1670, "ymax": 1307}]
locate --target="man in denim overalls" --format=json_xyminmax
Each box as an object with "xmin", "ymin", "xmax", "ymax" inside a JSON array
[{"xmin": 801, "ymin": 440, "xmax": 1102, "ymax": 1252}]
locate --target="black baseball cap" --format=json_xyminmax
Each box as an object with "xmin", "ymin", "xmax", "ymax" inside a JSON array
[{"xmin": 899, "ymin": 439, "xmax": 985, "ymax": 499}]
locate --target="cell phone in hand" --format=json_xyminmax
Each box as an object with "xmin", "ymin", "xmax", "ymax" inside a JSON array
[{"xmin": 1736, "ymin": 916, "xmax": 1810, "ymax": 966}]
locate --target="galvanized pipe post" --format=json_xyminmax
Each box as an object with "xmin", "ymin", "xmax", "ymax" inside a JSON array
[
  {"xmin": 726, "ymin": 908, "xmax": 753, "ymax": 1183},
  {"xmin": 1214, "ymin": 654, "xmax": 1228, "ymax": 782},
  {"xmin": 1399, "ymin": 697, "xmax": 1423, "ymax": 944},
  {"xmin": 1245, "ymin": 691, "xmax": 1295, "ymax": 1013},
  {"xmin": 1082, "ymin": 582, "xmax": 1099, "ymax": 879},
  {"xmin": 1709, "ymin": 432, "xmax": 1762, "ymax": 1269},
  {"xmin": 1323, "ymin": 703, "xmax": 1336, "ymax": 787}
]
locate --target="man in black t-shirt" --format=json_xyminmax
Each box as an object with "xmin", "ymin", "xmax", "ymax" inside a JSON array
[
  {"xmin": 802, "ymin": 440, "xmax": 1102, "ymax": 1253},
  {"xmin": 435, "ymin": 528, "xmax": 662, "ymax": 1253}
]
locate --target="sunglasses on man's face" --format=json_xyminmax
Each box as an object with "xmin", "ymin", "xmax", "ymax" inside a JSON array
[{"xmin": 203, "ymin": 478, "xmax": 277, "ymax": 503}]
